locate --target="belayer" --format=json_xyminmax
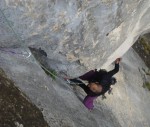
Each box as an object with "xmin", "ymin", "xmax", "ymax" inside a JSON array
[{"xmin": 65, "ymin": 58, "xmax": 121, "ymax": 110}]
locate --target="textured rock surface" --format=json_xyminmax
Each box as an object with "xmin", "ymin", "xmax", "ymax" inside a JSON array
[
  {"xmin": 0, "ymin": 68, "xmax": 49, "ymax": 127},
  {"xmin": 0, "ymin": 0, "xmax": 150, "ymax": 127},
  {"xmin": 0, "ymin": 48, "xmax": 121, "ymax": 127},
  {"xmin": 0, "ymin": 47, "xmax": 150, "ymax": 127},
  {"xmin": 0, "ymin": 0, "xmax": 150, "ymax": 71},
  {"xmin": 133, "ymin": 33, "xmax": 150, "ymax": 68}
]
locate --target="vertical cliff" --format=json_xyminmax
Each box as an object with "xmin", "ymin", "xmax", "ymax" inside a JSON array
[
  {"xmin": 0, "ymin": 0, "xmax": 150, "ymax": 72},
  {"xmin": 0, "ymin": 0, "xmax": 150, "ymax": 127}
]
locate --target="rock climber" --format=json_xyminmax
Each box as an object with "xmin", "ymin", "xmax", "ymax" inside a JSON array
[{"xmin": 66, "ymin": 58, "xmax": 121, "ymax": 110}]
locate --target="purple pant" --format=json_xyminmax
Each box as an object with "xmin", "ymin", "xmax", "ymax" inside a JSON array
[
  {"xmin": 79, "ymin": 70, "xmax": 96, "ymax": 81},
  {"xmin": 79, "ymin": 70, "xmax": 98, "ymax": 110},
  {"xmin": 83, "ymin": 95, "xmax": 98, "ymax": 110}
]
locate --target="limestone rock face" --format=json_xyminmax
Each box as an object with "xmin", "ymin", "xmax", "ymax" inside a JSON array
[
  {"xmin": 1, "ymin": 0, "xmax": 150, "ymax": 71},
  {"xmin": 0, "ymin": 47, "xmax": 150, "ymax": 127},
  {"xmin": 0, "ymin": 48, "xmax": 122, "ymax": 127},
  {"xmin": 0, "ymin": 0, "xmax": 150, "ymax": 127}
]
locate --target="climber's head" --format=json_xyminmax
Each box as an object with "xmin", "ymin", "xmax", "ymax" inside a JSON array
[{"xmin": 88, "ymin": 82, "xmax": 102, "ymax": 93}]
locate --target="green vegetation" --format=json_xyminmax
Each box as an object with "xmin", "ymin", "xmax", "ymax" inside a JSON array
[
  {"xmin": 139, "ymin": 37, "xmax": 150, "ymax": 55},
  {"xmin": 29, "ymin": 47, "xmax": 57, "ymax": 80},
  {"xmin": 142, "ymin": 68, "xmax": 150, "ymax": 76},
  {"xmin": 41, "ymin": 66, "xmax": 57, "ymax": 80},
  {"xmin": 141, "ymin": 68, "xmax": 150, "ymax": 91},
  {"xmin": 143, "ymin": 82, "xmax": 150, "ymax": 91}
]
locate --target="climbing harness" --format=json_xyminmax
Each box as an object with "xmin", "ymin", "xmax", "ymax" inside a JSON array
[{"xmin": 0, "ymin": 8, "xmax": 135, "ymax": 120}]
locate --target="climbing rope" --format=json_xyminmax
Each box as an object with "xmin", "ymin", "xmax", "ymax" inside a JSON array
[
  {"xmin": 0, "ymin": 47, "xmax": 31, "ymax": 58},
  {"xmin": 0, "ymin": 8, "xmax": 85, "ymax": 85},
  {"xmin": 0, "ymin": 6, "xmax": 130, "ymax": 89},
  {"xmin": 0, "ymin": 8, "xmax": 22, "ymax": 43},
  {"xmin": 0, "ymin": 8, "xmax": 31, "ymax": 58},
  {"xmin": 0, "ymin": 8, "xmax": 135, "ymax": 123},
  {"xmin": 0, "ymin": 47, "xmax": 83, "ymax": 85},
  {"xmin": 39, "ymin": 63, "xmax": 84, "ymax": 85}
]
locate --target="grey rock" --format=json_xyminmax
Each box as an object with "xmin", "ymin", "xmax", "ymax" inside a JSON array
[
  {"xmin": 0, "ymin": 0, "xmax": 150, "ymax": 70},
  {"xmin": 0, "ymin": 0, "xmax": 150, "ymax": 127}
]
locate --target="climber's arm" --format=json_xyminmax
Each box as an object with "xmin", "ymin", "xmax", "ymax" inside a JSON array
[
  {"xmin": 107, "ymin": 63, "xmax": 119, "ymax": 76},
  {"xmin": 106, "ymin": 58, "xmax": 121, "ymax": 77}
]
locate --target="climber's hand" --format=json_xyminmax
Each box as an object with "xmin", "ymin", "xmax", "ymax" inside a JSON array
[
  {"xmin": 64, "ymin": 76, "xmax": 70, "ymax": 81},
  {"xmin": 115, "ymin": 58, "xmax": 122, "ymax": 64}
]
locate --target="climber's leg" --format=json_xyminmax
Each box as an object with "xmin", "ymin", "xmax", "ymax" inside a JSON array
[
  {"xmin": 69, "ymin": 78, "xmax": 90, "ymax": 94},
  {"xmin": 79, "ymin": 70, "xmax": 96, "ymax": 81}
]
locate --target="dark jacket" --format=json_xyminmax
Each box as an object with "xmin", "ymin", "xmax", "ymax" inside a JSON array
[{"xmin": 88, "ymin": 63, "xmax": 119, "ymax": 97}]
